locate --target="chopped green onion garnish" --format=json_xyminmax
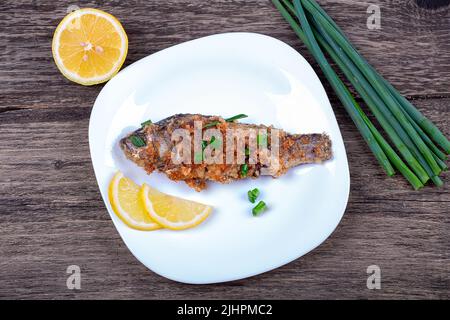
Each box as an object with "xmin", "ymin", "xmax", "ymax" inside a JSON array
[
  {"xmin": 130, "ymin": 135, "xmax": 145, "ymax": 147},
  {"xmin": 252, "ymin": 201, "xmax": 267, "ymax": 216},
  {"xmin": 204, "ymin": 114, "xmax": 248, "ymax": 128},
  {"xmin": 141, "ymin": 119, "xmax": 152, "ymax": 127},
  {"xmin": 202, "ymin": 136, "xmax": 221, "ymax": 150},
  {"xmin": 225, "ymin": 114, "xmax": 248, "ymax": 122},
  {"xmin": 210, "ymin": 136, "xmax": 222, "ymax": 148},
  {"xmin": 240, "ymin": 163, "xmax": 248, "ymax": 177},
  {"xmin": 257, "ymin": 133, "xmax": 267, "ymax": 146},
  {"xmin": 247, "ymin": 188, "xmax": 260, "ymax": 203},
  {"xmin": 194, "ymin": 152, "xmax": 203, "ymax": 163},
  {"xmin": 245, "ymin": 147, "xmax": 250, "ymax": 156},
  {"xmin": 204, "ymin": 121, "xmax": 220, "ymax": 128}
]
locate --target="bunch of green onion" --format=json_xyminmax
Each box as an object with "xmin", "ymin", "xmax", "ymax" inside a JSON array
[{"xmin": 272, "ymin": 0, "xmax": 449, "ymax": 189}]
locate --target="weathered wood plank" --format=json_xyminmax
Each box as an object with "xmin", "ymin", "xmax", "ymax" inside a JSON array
[{"xmin": 0, "ymin": 0, "xmax": 449, "ymax": 113}]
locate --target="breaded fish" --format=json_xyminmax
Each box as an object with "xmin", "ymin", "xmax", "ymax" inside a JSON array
[{"xmin": 120, "ymin": 114, "xmax": 332, "ymax": 191}]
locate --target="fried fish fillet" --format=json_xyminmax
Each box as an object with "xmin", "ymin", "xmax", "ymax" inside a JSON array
[{"xmin": 120, "ymin": 114, "xmax": 332, "ymax": 191}]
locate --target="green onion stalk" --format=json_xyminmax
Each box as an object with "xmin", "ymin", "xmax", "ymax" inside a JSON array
[
  {"xmin": 305, "ymin": 11, "xmax": 444, "ymax": 187},
  {"xmin": 299, "ymin": 0, "xmax": 441, "ymax": 176},
  {"xmin": 273, "ymin": 0, "xmax": 449, "ymax": 188},
  {"xmin": 278, "ymin": 0, "xmax": 424, "ymax": 188},
  {"xmin": 274, "ymin": 0, "xmax": 395, "ymax": 176},
  {"xmin": 301, "ymin": 0, "xmax": 450, "ymax": 154}
]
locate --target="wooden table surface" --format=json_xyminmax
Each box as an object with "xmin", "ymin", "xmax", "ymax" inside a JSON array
[{"xmin": 1, "ymin": 0, "xmax": 449, "ymax": 299}]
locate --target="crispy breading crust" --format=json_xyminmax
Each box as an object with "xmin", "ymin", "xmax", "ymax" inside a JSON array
[{"xmin": 121, "ymin": 114, "xmax": 332, "ymax": 191}]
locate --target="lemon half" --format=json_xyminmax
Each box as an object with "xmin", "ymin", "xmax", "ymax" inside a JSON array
[{"xmin": 52, "ymin": 8, "xmax": 128, "ymax": 85}]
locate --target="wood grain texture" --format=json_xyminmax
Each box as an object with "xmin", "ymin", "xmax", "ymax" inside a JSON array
[{"xmin": 0, "ymin": 0, "xmax": 449, "ymax": 299}]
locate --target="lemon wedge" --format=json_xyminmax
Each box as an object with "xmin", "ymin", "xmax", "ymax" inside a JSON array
[
  {"xmin": 108, "ymin": 172, "xmax": 161, "ymax": 231},
  {"xmin": 140, "ymin": 184, "xmax": 212, "ymax": 230},
  {"xmin": 52, "ymin": 8, "xmax": 128, "ymax": 85}
]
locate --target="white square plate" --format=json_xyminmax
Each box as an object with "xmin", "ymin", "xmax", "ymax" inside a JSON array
[{"xmin": 89, "ymin": 32, "xmax": 350, "ymax": 284}]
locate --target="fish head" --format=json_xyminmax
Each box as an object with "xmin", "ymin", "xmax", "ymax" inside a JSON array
[{"xmin": 120, "ymin": 128, "xmax": 148, "ymax": 161}]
